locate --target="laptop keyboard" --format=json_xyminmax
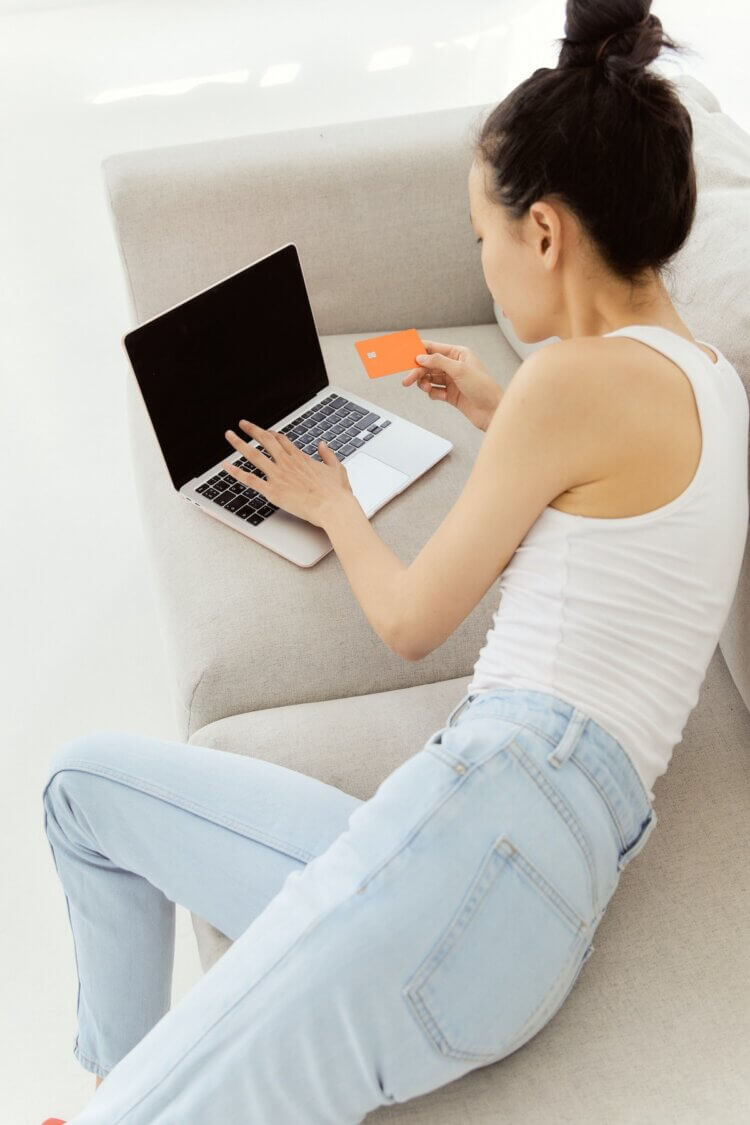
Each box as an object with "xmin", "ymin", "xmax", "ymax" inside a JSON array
[{"xmin": 193, "ymin": 393, "xmax": 392, "ymax": 527}]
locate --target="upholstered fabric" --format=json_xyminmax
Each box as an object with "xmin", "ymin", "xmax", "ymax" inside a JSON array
[
  {"xmin": 101, "ymin": 103, "xmax": 519, "ymax": 740},
  {"xmin": 491, "ymin": 73, "xmax": 750, "ymax": 712},
  {"xmin": 117, "ymin": 319, "xmax": 517, "ymax": 738},
  {"xmin": 187, "ymin": 645, "xmax": 750, "ymax": 1123},
  {"xmin": 101, "ymin": 84, "xmax": 750, "ymax": 1121}
]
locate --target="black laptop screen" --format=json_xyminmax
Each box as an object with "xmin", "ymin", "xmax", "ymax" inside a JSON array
[{"xmin": 123, "ymin": 243, "xmax": 329, "ymax": 491}]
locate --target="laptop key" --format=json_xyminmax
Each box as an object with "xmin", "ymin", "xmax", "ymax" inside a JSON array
[
  {"xmin": 225, "ymin": 495, "xmax": 247, "ymax": 513},
  {"xmin": 247, "ymin": 513, "xmax": 264, "ymax": 525},
  {"xmin": 213, "ymin": 491, "xmax": 235, "ymax": 507},
  {"xmin": 258, "ymin": 504, "xmax": 275, "ymax": 517},
  {"xmin": 203, "ymin": 486, "xmax": 220, "ymax": 498},
  {"xmin": 340, "ymin": 443, "xmax": 356, "ymax": 456}
]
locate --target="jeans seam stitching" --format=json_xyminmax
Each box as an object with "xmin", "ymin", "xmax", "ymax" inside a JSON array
[
  {"xmin": 74, "ymin": 1043, "xmax": 108, "ymax": 1074},
  {"xmin": 357, "ymin": 762, "xmax": 469, "ymax": 892},
  {"xmin": 506, "ymin": 839, "xmax": 587, "ymax": 932},
  {"xmin": 567, "ymin": 754, "xmax": 628, "ymax": 851},
  {"xmin": 506, "ymin": 739, "xmax": 599, "ymax": 916},
  {"xmin": 405, "ymin": 843, "xmax": 505, "ymax": 1059},
  {"xmin": 518, "ymin": 721, "xmax": 557, "ymax": 745},
  {"xmin": 109, "ymin": 877, "xmax": 374, "ymax": 1123},
  {"xmin": 46, "ymin": 759, "xmax": 319, "ymax": 865},
  {"xmin": 405, "ymin": 836, "xmax": 587, "ymax": 1062},
  {"xmin": 510, "ymin": 933, "xmax": 592, "ymax": 1052},
  {"xmin": 44, "ymin": 796, "xmax": 86, "ymax": 1066},
  {"xmin": 506, "ymin": 930, "xmax": 588, "ymax": 1053}
]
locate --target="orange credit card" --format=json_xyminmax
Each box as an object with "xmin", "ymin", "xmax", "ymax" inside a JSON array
[{"xmin": 354, "ymin": 328, "xmax": 426, "ymax": 379}]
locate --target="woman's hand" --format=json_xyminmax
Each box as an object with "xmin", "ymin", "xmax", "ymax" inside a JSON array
[
  {"xmin": 402, "ymin": 339, "xmax": 503, "ymax": 432},
  {"xmin": 221, "ymin": 421, "xmax": 355, "ymax": 528}
]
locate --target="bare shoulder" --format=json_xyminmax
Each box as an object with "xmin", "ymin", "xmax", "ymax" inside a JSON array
[
  {"xmin": 514, "ymin": 333, "xmax": 671, "ymax": 420},
  {"xmin": 505, "ymin": 336, "xmax": 648, "ymax": 489},
  {"xmin": 508, "ymin": 336, "xmax": 628, "ymax": 423},
  {"xmin": 510, "ymin": 334, "xmax": 701, "ymax": 517},
  {"xmin": 517, "ymin": 334, "xmax": 634, "ymax": 387}
]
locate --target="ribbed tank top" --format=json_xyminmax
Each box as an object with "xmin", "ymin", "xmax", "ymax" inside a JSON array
[{"xmin": 467, "ymin": 325, "xmax": 749, "ymax": 803}]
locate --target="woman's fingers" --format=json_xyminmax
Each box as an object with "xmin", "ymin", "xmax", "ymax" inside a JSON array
[
  {"xmin": 237, "ymin": 419, "xmax": 284, "ymax": 457},
  {"xmin": 224, "ymin": 430, "xmax": 266, "ymax": 472},
  {"xmin": 402, "ymin": 368, "xmax": 447, "ymax": 391},
  {"xmin": 274, "ymin": 432, "xmax": 297, "ymax": 455},
  {"xmin": 221, "ymin": 450, "xmax": 268, "ymax": 492}
]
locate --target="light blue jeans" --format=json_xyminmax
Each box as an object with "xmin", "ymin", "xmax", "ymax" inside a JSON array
[{"xmin": 42, "ymin": 686, "xmax": 657, "ymax": 1124}]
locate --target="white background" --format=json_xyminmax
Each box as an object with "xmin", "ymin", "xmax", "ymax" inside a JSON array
[{"xmin": 1, "ymin": 2, "xmax": 747, "ymax": 1120}]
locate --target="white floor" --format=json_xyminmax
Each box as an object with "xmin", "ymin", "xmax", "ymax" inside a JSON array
[{"xmin": 2, "ymin": 2, "xmax": 747, "ymax": 1121}]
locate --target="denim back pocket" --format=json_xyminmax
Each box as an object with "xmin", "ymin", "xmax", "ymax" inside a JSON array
[{"xmin": 403, "ymin": 832, "xmax": 590, "ymax": 1064}]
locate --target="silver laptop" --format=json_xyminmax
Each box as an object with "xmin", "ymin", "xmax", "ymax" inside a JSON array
[{"xmin": 122, "ymin": 242, "xmax": 452, "ymax": 567}]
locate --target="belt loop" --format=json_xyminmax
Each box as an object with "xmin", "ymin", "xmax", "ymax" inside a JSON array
[
  {"xmin": 547, "ymin": 708, "xmax": 588, "ymax": 768},
  {"xmin": 447, "ymin": 690, "xmax": 476, "ymax": 728}
]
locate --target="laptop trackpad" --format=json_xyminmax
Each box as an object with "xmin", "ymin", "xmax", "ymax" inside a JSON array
[{"xmin": 344, "ymin": 453, "xmax": 409, "ymax": 516}]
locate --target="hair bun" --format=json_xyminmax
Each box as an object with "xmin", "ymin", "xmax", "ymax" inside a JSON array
[{"xmin": 557, "ymin": 3, "xmax": 670, "ymax": 76}]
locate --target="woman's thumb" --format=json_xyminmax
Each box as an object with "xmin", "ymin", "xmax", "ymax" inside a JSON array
[{"xmin": 417, "ymin": 351, "xmax": 447, "ymax": 372}]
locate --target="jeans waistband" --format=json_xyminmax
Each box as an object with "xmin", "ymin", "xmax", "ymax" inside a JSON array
[{"xmin": 446, "ymin": 687, "xmax": 657, "ymax": 869}]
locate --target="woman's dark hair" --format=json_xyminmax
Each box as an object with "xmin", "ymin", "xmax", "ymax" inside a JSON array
[{"xmin": 472, "ymin": 1, "xmax": 699, "ymax": 298}]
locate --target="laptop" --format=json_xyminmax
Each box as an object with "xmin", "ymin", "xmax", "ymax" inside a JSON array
[{"xmin": 122, "ymin": 242, "xmax": 453, "ymax": 567}]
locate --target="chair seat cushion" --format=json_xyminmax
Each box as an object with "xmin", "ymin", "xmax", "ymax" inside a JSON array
[{"xmin": 188, "ymin": 643, "xmax": 750, "ymax": 1122}]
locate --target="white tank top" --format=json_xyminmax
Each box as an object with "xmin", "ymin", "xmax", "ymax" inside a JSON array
[{"xmin": 467, "ymin": 325, "xmax": 749, "ymax": 803}]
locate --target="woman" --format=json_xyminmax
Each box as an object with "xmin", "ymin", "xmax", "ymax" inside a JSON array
[{"xmin": 41, "ymin": 2, "xmax": 749, "ymax": 1122}]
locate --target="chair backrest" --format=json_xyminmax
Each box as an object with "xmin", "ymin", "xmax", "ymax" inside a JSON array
[{"xmin": 101, "ymin": 102, "xmax": 497, "ymax": 337}]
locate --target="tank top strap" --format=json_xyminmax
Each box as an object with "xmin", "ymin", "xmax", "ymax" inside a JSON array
[{"xmin": 602, "ymin": 324, "xmax": 718, "ymax": 388}]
